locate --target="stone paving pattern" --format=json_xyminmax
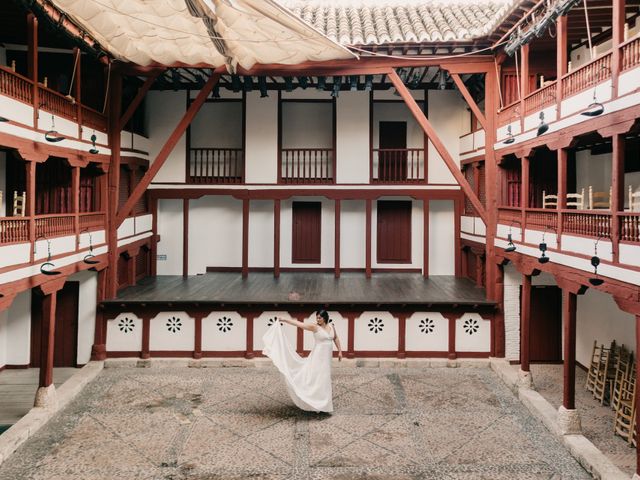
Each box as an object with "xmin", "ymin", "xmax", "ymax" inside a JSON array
[
  {"xmin": 530, "ymin": 364, "xmax": 636, "ymax": 476},
  {"xmin": 0, "ymin": 365, "xmax": 591, "ymax": 480}
]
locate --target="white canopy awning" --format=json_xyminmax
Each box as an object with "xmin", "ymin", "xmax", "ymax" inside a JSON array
[{"xmin": 47, "ymin": 0, "xmax": 355, "ymax": 69}]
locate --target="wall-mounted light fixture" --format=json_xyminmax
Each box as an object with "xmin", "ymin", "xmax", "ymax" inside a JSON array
[
  {"xmin": 331, "ymin": 76, "xmax": 342, "ymax": 98},
  {"xmin": 505, "ymin": 220, "xmax": 522, "ymax": 253},
  {"xmin": 537, "ymin": 226, "xmax": 555, "ymax": 264},
  {"xmin": 364, "ymin": 75, "xmax": 373, "ymax": 92},
  {"xmin": 536, "ymin": 111, "xmax": 549, "ymax": 137},
  {"xmin": 45, "ymin": 115, "xmax": 65, "ymax": 143},
  {"xmin": 258, "ymin": 77, "xmax": 268, "ymax": 98},
  {"xmin": 588, "ymin": 236, "xmax": 610, "ymax": 286},
  {"xmin": 89, "ymin": 132, "xmax": 99, "ymax": 154},
  {"xmin": 82, "ymin": 229, "xmax": 99, "ymax": 265},
  {"xmin": 35, "ymin": 235, "xmax": 62, "ymax": 275},
  {"xmin": 316, "ymin": 76, "xmax": 326, "ymax": 91}
]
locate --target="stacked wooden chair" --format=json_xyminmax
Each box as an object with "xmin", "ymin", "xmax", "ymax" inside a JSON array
[
  {"xmin": 585, "ymin": 340, "xmax": 618, "ymax": 405},
  {"xmin": 613, "ymin": 361, "xmax": 636, "ymax": 446}
]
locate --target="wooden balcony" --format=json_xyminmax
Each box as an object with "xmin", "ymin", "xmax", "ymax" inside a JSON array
[
  {"xmin": 621, "ymin": 35, "xmax": 640, "ymax": 72},
  {"xmin": 0, "ymin": 218, "xmax": 30, "ymax": 244},
  {"xmin": 620, "ymin": 213, "xmax": 640, "ymax": 243},
  {"xmin": 280, "ymin": 148, "xmax": 334, "ymax": 184},
  {"xmin": 0, "ymin": 211, "xmax": 105, "ymax": 246},
  {"xmin": 561, "ymin": 52, "xmax": 612, "ymax": 99},
  {"xmin": 0, "ymin": 65, "xmax": 107, "ymax": 132},
  {"xmin": 371, "ymin": 148, "xmax": 425, "ymax": 184},
  {"xmin": 187, "ymin": 148, "xmax": 244, "ymax": 184},
  {"xmin": 497, "ymin": 101, "xmax": 520, "ymax": 127},
  {"xmin": 497, "ymin": 206, "xmax": 521, "ymax": 224},
  {"xmin": 524, "ymin": 81, "xmax": 557, "ymax": 116}
]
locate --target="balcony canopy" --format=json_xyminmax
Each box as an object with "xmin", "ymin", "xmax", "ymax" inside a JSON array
[{"xmin": 42, "ymin": 0, "xmax": 520, "ymax": 69}]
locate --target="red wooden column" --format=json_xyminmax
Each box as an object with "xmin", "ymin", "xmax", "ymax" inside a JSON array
[
  {"xmin": 562, "ymin": 288, "xmax": 577, "ymax": 410},
  {"xmin": 557, "ymin": 149, "xmax": 567, "ymax": 248},
  {"xmin": 334, "ymin": 199, "xmax": 340, "ymax": 278},
  {"xmin": 446, "ymin": 312, "xmax": 457, "ymax": 360},
  {"xmin": 26, "ymin": 160, "xmax": 36, "ymax": 262},
  {"xmin": 27, "ymin": 13, "xmax": 38, "ymax": 128},
  {"xmin": 365, "ymin": 199, "xmax": 372, "ymax": 278},
  {"xmin": 344, "ymin": 311, "xmax": 356, "ymax": 359},
  {"xmin": 192, "ymin": 311, "xmax": 204, "ymax": 359},
  {"xmin": 242, "ymin": 198, "xmax": 249, "ymax": 278},
  {"xmin": 636, "ymin": 313, "xmax": 640, "ymax": 477},
  {"xmin": 520, "ymin": 274, "xmax": 531, "ymax": 372},
  {"xmin": 556, "ymin": 15, "xmax": 568, "ymax": 114},
  {"xmin": 150, "ymin": 197, "xmax": 158, "ymax": 277},
  {"xmin": 521, "ymin": 155, "xmax": 530, "ymax": 229},
  {"xmin": 396, "ymin": 312, "xmax": 407, "ymax": 359},
  {"xmin": 493, "ymin": 263, "xmax": 506, "ymax": 357},
  {"xmin": 612, "ymin": 0, "xmax": 625, "ymax": 98},
  {"xmin": 273, "ymin": 199, "xmax": 280, "ymax": 278},
  {"xmin": 611, "ymin": 135, "xmax": 625, "ymax": 263},
  {"xmin": 245, "ymin": 312, "xmax": 257, "ymax": 359},
  {"xmin": 34, "ymin": 278, "xmax": 66, "ymax": 407},
  {"xmin": 183, "ymin": 199, "xmax": 189, "ymax": 277},
  {"xmin": 423, "ymin": 198, "xmax": 429, "ymax": 277},
  {"xmin": 141, "ymin": 313, "xmax": 152, "ymax": 359},
  {"xmin": 72, "ymin": 166, "xmax": 80, "ymax": 248},
  {"xmin": 91, "ymin": 267, "xmax": 108, "ymax": 360}
]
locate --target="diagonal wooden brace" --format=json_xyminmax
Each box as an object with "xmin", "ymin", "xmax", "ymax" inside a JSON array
[
  {"xmin": 119, "ymin": 70, "xmax": 162, "ymax": 131},
  {"xmin": 449, "ymin": 72, "xmax": 487, "ymax": 132},
  {"xmin": 387, "ymin": 69, "xmax": 487, "ymax": 223},
  {"xmin": 116, "ymin": 73, "xmax": 220, "ymax": 227}
]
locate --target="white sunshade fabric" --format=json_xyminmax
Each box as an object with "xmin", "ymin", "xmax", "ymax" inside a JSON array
[{"xmin": 46, "ymin": 0, "xmax": 355, "ymax": 69}]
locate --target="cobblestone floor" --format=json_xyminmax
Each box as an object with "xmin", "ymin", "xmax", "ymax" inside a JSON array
[
  {"xmin": 0, "ymin": 365, "xmax": 591, "ymax": 480},
  {"xmin": 529, "ymin": 364, "xmax": 636, "ymax": 477}
]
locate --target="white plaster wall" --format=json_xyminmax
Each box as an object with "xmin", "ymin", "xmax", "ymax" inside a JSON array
[
  {"xmin": 280, "ymin": 198, "xmax": 334, "ymax": 268},
  {"xmin": 427, "ymin": 90, "xmax": 467, "ymax": 184},
  {"xmin": 135, "ymin": 214, "xmax": 153, "ymax": 235},
  {"xmin": 619, "ymin": 242, "xmax": 640, "ymax": 267},
  {"xmin": 249, "ymin": 200, "xmax": 274, "ymax": 268},
  {"xmin": 503, "ymin": 264, "xmax": 521, "ymax": 361},
  {"xmin": 455, "ymin": 313, "xmax": 491, "ymax": 352},
  {"xmin": 253, "ymin": 312, "xmax": 297, "ymax": 351},
  {"xmin": 281, "ymin": 102, "xmax": 333, "ymax": 149},
  {"xmin": 117, "ymin": 217, "xmax": 135, "ymax": 240},
  {"xmin": 406, "ymin": 312, "xmax": 448, "ymax": 352},
  {"xmin": 106, "ymin": 313, "xmax": 142, "ymax": 352},
  {"xmin": 371, "ymin": 198, "xmax": 423, "ymax": 269},
  {"xmin": 428, "ymin": 200, "xmax": 455, "ymax": 275},
  {"xmin": 157, "ymin": 199, "xmax": 183, "ymax": 275},
  {"xmin": 189, "ymin": 195, "xmax": 242, "ymax": 274},
  {"xmin": 146, "ymin": 90, "xmax": 187, "ymax": 183},
  {"xmin": 561, "ymin": 79, "xmax": 612, "ymax": 117},
  {"xmin": 69, "ymin": 270, "xmax": 97, "ymax": 365},
  {"xmin": 340, "ymin": 200, "xmax": 366, "ymax": 268},
  {"xmin": 5, "ymin": 290, "xmax": 31, "ymax": 365},
  {"xmin": 354, "ymin": 311, "xmax": 398, "ymax": 351},
  {"xmin": 0, "ymin": 243, "xmax": 30, "ymax": 269},
  {"xmin": 523, "ymin": 105, "xmax": 557, "ymax": 132},
  {"xmin": 202, "ymin": 312, "xmax": 246, "ymax": 351},
  {"xmin": 336, "ymin": 91, "xmax": 369, "ymax": 184},
  {"xmin": 34, "ymin": 235, "xmax": 76, "ymax": 261},
  {"xmin": 302, "ymin": 312, "xmax": 348, "ymax": 351},
  {"xmin": 619, "ymin": 67, "xmax": 640, "ymax": 96},
  {"xmin": 562, "ymin": 235, "xmax": 613, "ymax": 262},
  {"xmin": 150, "ymin": 312, "xmax": 195, "ymax": 351},
  {"xmin": 576, "ymin": 290, "xmax": 635, "ymax": 368},
  {"xmin": 0, "ymin": 95, "xmax": 35, "ymax": 127},
  {"xmin": 245, "ymin": 91, "xmax": 278, "ymax": 183},
  {"xmin": 190, "ymin": 101, "xmax": 243, "ymax": 148}
]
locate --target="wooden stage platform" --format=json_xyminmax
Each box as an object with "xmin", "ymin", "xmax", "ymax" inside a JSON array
[{"xmin": 102, "ymin": 273, "xmax": 495, "ymax": 308}]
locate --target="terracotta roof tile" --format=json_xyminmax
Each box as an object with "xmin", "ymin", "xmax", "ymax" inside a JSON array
[{"xmin": 282, "ymin": 1, "xmax": 516, "ymax": 45}]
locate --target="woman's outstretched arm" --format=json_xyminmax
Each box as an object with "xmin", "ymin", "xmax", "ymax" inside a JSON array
[
  {"xmin": 333, "ymin": 328, "xmax": 343, "ymax": 361},
  {"xmin": 278, "ymin": 317, "xmax": 317, "ymax": 331}
]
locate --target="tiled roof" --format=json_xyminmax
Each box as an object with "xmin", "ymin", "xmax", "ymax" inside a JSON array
[{"xmin": 283, "ymin": 1, "xmax": 517, "ymax": 44}]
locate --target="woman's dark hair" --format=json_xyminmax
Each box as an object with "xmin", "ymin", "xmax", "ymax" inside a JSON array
[{"xmin": 316, "ymin": 309, "xmax": 329, "ymax": 324}]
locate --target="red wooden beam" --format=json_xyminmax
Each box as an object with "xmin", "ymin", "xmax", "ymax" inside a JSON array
[
  {"xmin": 116, "ymin": 73, "xmax": 220, "ymax": 226},
  {"xmin": 119, "ymin": 70, "xmax": 162, "ymax": 130},
  {"xmin": 449, "ymin": 73, "xmax": 487, "ymax": 131},
  {"xmin": 562, "ymin": 289, "xmax": 577, "ymax": 410},
  {"xmin": 520, "ymin": 274, "xmax": 531, "ymax": 372},
  {"xmin": 388, "ymin": 69, "xmax": 487, "ymax": 223}
]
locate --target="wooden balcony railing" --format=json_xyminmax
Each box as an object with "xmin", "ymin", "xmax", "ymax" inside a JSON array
[
  {"xmin": 81, "ymin": 105, "xmax": 108, "ymax": 132},
  {"xmin": 563, "ymin": 211, "xmax": 611, "ymax": 238},
  {"xmin": 621, "ymin": 35, "xmax": 640, "ymax": 72},
  {"xmin": 35, "ymin": 214, "xmax": 76, "ymax": 238},
  {"xmin": 525, "ymin": 209, "xmax": 558, "ymax": 230},
  {"xmin": 497, "ymin": 206, "xmax": 521, "ymax": 224},
  {"xmin": 39, "ymin": 86, "xmax": 77, "ymax": 120},
  {"xmin": 0, "ymin": 66, "xmax": 32, "ymax": 104},
  {"xmin": 0, "ymin": 65, "xmax": 108, "ymax": 132},
  {"xmin": 0, "ymin": 218, "xmax": 30, "ymax": 244},
  {"xmin": 524, "ymin": 81, "xmax": 557, "ymax": 116},
  {"xmin": 280, "ymin": 148, "xmax": 334, "ymax": 184},
  {"xmin": 188, "ymin": 148, "xmax": 244, "ymax": 184},
  {"xmin": 497, "ymin": 101, "xmax": 520, "ymax": 127},
  {"xmin": 371, "ymin": 148, "xmax": 425, "ymax": 183},
  {"xmin": 561, "ymin": 52, "xmax": 612, "ymax": 99},
  {"xmin": 620, "ymin": 213, "xmax": 640, "ymax": 243},
  {"xmin": 79, "ymin": 212, "xmax": 106, "ymax": 231}
]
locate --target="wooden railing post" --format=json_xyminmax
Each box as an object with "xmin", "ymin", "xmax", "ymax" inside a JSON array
[
  {"xmin": 556, "ymin": 15, "xmax": 568, "ymax": 116},
  {"xmin": 27, "ymin": 13, "xmax": 38, "ymax": 128},
  {"xmin": 612, "ymin": 134, "xmax": 625, "ymax": 262},
  {"xmin": 612, "ymin": 0, "xmax": 625, "ymax": 98}
]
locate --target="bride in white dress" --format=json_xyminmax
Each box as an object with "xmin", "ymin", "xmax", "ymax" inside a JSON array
[{"xmin": 262, "ymin": 310, "xmax": 343, "ymax": 413}]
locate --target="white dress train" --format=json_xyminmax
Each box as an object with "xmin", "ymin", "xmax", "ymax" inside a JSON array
[{"xmin": 262, "ymin": 321, "xmax": 334, "ymax": 413}]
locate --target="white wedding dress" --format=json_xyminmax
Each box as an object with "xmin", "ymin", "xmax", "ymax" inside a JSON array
[{"xmin": 262, "ymin": 321, "xmax": 334, "ymax": 413}]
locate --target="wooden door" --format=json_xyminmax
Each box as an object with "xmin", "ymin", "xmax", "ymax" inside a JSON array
[
  {"xmin": 529, "ymin": 285, "xmax": 562, "ymax": 362},
  {"xmin": 30, "ymin": 281, "xmax": 79, "ymax": 368},
  {"xmin": 377, "ymin": 200, "xmax": 411, "ymax": 263},
  {"xmin": 379, "ymin": 121, "xmax": 407, "ymax": 181},
  {"xmin": 292, "ymin": 202, "xmax": 321, "ymax": 264}
]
